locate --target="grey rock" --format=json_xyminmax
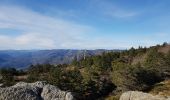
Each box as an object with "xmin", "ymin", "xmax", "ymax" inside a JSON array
[
  {"xmin": 120, "ymin": 91, "xmax": 170, "ymax": 100},
  {"xmin": 0, "ymin": 83, "xmax": 3, "ymax": 87},
  {"xmin": 65, "ymin": 92, "xmax": 74, "ymax": 100},
  {"xmin": 13, "ymin": 81, "xmax": 47, "ymax": 88},
  {"xmin": 0, "ymin": 86, "xmax": 41, "ymax": 100},
  {"xmin": 0, "ymin": 81, "xmax": 74, "ymax": 100},
  {"xmin": 41, "ymin": 84, "xmax": 66, "ymax": 100}
]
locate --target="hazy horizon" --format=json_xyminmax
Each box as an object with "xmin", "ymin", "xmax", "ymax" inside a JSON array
[{"xmin": 0, "ymin": 0, "xmax": 170, "ymax": 50}]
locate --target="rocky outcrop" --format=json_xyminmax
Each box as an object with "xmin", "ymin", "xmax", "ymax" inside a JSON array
[
  {"xmin": 120, "ymin": 91, "xmax": 170, "ymax": 100},
  {"xmin": 0, "ymin": 81, "xmax": 74, "ymax": 100}
]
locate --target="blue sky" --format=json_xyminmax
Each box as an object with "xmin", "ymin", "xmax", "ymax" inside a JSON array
[{"xmin": 0, "ymin": 0, "xmax": 170, "ymax": 50}]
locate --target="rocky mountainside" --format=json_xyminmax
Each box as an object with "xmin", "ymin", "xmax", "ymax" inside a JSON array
[
  {"xmin": 0, "ymin": 81, "xmax": 74, "ymax": 100},
  {"xmin": 119, "ymin": 91, "xmax": 170, "ymax": 100}
]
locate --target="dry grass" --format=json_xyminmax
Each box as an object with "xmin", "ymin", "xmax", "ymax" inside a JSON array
[
  {"xmin": 158, "ymin": 45, "xmax": 170, "ymax": 54},
  {"xmin": 14, "ymin": 75, "xmax": 28, "ymax": 81},
  {"xmin": 131, "ymin": 53, "xmax": 147, "ymax": 65},
  {"xmin": 149, "ymin": 80, "xmax": 170, "ymax": 96}
]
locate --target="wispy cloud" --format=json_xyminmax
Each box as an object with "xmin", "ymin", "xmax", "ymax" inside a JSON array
[
  {"xmin": 155, "ymin": 32, "xmax": 170, "ymax": 37},
  {"xmin": 0, "ymin": 2, "xmax": 168, "ymax": 50},
  {"xmin": 0, "ymin": 5, "xmax": 93, "ymax": 49},
  {"xmin": 105, "ymin": 10, "xmax": 138, "ymax": 18},
  {"xmin": 90, "ymin": 0, "xmax": 138, "ymax": 19}
]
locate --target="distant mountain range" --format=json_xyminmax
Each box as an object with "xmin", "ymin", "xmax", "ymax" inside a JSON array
[{"xmin": 0, "ymin": 49, "xmax": 121, "ymax": 69}]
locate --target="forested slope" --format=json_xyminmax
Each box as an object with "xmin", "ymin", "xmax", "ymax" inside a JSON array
[{"xmin": 0, "ymin": 43, "xmax": 170, "ymax": 100}]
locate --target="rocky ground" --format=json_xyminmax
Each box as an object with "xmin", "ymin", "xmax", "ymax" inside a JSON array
[
  {"xmin": 0, "ymin": 81, "xmax": 170, "ymax": 100},
  {"xmin": 0, "ymin": 81, "xmax": 74, "ymax": 100},
  {"xmin": 119, "ymin": 91, "xmax": 170, "ymax": 100}
]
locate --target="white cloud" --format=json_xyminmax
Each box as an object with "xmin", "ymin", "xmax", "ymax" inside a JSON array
[
  {"xmin": 0, "ymin": 6, "xmax": 94, "ymax": 49},
  {"xmin": 0, "ymin": 5, "xmax": 165, "ymax": 50}
]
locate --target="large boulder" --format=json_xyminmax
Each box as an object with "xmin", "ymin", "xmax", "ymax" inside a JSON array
[
  {"xmin": 120, "ymin": 91, "xmax": 170, "ymax": 100},
  {"xmin": 0, "ymin": 81, "xmax": 74, "ymax": 100}
]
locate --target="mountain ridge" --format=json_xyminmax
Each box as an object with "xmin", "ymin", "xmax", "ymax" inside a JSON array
[{"xmin": 0, "ymin": 49, "xmax": 121, "ymax": 68}]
